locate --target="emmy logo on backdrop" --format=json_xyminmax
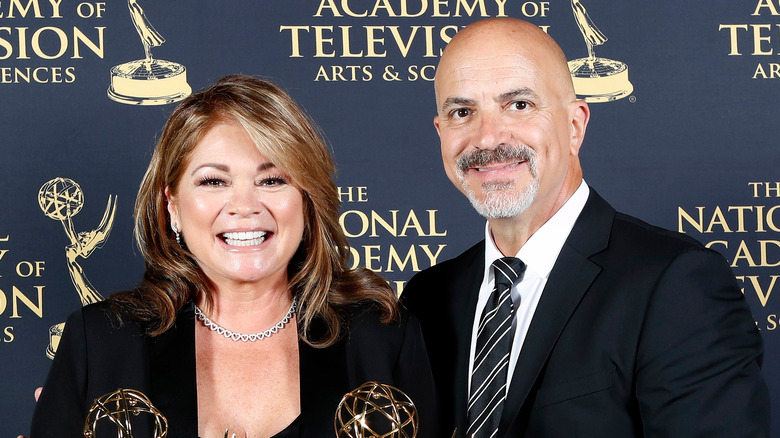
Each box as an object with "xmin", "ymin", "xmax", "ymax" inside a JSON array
[
  {"xmin": 567, "ymin": 0, "xmax": 633, "ymax": 102},
  {"xmin": 38, "ymin": 177, "xmax": 117, "ymax": 358},
  {"xmin": 107, "ymin": 0, "xmax": 192, "ymax": 105},
  {"xmin": 335, "ymin": 381, "xmax": 418, "ymax": 438},
  {"xmin": 84, "ymin": 388, "xmax": 168, "ymax": 438}
]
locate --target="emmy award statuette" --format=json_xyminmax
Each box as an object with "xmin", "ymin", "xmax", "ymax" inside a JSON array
[
  {"xmin": 335, "ymin": 381, "xmax": 418, "ymax": 438},
  {"xmin": 38, "ymin": 177, "xmax": 117, "ymax": 358},
  {"xmin": 84, "ymin": 388, "xmax": 168, "ymax": 438},
  {"xmin": 567, "ymin": 0, "xmax": 633, "ymax": 103},
  {"xmin": 107, "ymin": 0, "xmax": 191, "ymax": 106},
  {"xmin": 45, "ymin": 322, "xmax": 65, "ymax": 360}
]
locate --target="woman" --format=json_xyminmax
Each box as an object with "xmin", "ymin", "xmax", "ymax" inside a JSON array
[{"xmin": 30, "ymin": 75, "xmax": 437, "ymax": 437}]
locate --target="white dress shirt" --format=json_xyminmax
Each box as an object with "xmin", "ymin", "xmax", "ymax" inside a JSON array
[{"xmin": 468, "ymin": 180, "xmax": 590, "ymax": 394}]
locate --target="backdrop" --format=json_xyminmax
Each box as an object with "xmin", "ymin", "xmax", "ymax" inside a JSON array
[{"xmin": 2, "ymin": 0, "xmax": 777, "ymax": 434}]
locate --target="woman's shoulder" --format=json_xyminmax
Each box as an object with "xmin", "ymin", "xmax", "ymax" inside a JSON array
[{"xmin": 64, "ymin": 297, "xmax": 147, "ymax": 339}]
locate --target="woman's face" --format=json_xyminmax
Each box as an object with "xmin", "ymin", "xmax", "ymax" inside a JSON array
[{"xmin": 166, "ymin": 121, "xmax": 305, "ymax": 292}]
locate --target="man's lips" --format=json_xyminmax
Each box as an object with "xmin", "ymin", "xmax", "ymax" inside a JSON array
[
  {"xmin": 220, "ymin": 231, "xmax": 267, "ymax": 247},
  {"xmin": 470, "ymin": 160, "xmax": 526, "ymax": 172}
]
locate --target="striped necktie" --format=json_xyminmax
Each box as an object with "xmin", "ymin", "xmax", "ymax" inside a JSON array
[{"xmin": 467, "ymin": 257, "xmax": 526, "ymax": 438}]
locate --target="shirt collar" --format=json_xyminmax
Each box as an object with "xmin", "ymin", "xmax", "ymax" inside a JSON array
[{"xmin": 484, "ymin": 180, "xmax": 590, "ymax": 281}]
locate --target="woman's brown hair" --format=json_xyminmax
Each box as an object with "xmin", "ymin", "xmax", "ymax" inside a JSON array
[{"xmin": 109, "ymin": 74, "xmax": 398, "ymax": 346}]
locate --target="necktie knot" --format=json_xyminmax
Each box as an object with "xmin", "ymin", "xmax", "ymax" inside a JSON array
[{"xmin": 492, "ymin": 257, "xmax": 526, "ymax": 291}]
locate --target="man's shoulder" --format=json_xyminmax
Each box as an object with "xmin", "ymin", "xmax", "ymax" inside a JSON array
[
  {"xmin": 401, "ymin": 240, "xmax": 484, "ymax": 309},
  {"xmin": 587, "ymin": 208, "xmax": 734, "ymax": 277},
  {"xmin": 582, "ymin": 188, "xmax": 703, "ymax": 254},
  {"xmin": 610, "ymin": 211, "xmax": 704, "ymax": 254}
]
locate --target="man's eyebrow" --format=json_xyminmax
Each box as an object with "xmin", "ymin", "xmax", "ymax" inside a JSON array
[
  {"xmin": 497, "ymin": 87, "xmax": 538, "ymax": 102},
  {"xmin": 441, "ymin": 96, "xmax": 476, "ymax": 111}
]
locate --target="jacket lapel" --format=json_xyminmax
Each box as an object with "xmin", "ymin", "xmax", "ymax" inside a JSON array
[
  {"xmin": 149, "ymin": 301, "xmax": 199, "ymax": 437},
  {"xmin": 450, "ymin": 243, "xmax": 486, "ymax": 436},
  {"xmin": 298, "ymin": 324, "xmax": 349, "ymax": 437},
  {"xmin": 498, "ymin": 191, "xmax": 614, "ymax": 436},
  {"xmin": 145, "ymin": 303, "xmax": 351, "ymax": 437}
]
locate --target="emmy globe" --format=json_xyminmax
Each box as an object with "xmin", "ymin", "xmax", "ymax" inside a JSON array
[
  {"xmin": 334, "ymin": 382, "xmax": 418, "ymax": 438},
  {"xmin": 38, "ymin": 177, "xmax": 117, "ymax": 359},
  {"xmin": 83, "ymin": 388, "xmax": 168, "ymax": 438}
]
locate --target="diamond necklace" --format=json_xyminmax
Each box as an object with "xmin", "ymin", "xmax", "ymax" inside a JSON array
[{"xmin": 193, "ymin": 296, "xmax": 297, "ymax": 342}]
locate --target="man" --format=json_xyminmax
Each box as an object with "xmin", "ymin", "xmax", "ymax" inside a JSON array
[{"xmin": 401, "ymin": 18, "xmax": 769, "ymax": 437}]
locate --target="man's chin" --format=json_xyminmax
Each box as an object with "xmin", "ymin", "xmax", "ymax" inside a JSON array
[
  {"xmin": 462, "ymin": 182, "xmax": 539, "ymax": 219},
  {"xmin": 468, "ymin": 196, "xmax": 529, "ymax": 219}
]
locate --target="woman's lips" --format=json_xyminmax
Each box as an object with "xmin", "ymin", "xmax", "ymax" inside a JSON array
[{"xmin": 220, "ymin": 231, "xmax": 267, "ymax": 247}]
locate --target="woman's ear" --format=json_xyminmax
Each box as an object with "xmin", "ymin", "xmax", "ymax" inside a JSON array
[{"xmin": 165, "ymin": 186, "xmax": 178, "ymax": 227}]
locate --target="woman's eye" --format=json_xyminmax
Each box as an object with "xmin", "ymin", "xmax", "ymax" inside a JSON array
[
  {"xmin": 199, "ymin": 177, "xmax": 225, "ymax": 187},
  {"xmin": 259, "ymin": 176, "xmax": 288, "ymax": 187}
]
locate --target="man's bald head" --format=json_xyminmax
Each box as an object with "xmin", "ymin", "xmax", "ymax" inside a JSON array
[{"xmin": 435, "ymin": 18, "xmax": 576, "ymax": 106}]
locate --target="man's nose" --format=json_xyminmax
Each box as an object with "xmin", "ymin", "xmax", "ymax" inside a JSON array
[{"xmin": 475, "ymin": 111, "xmax": 511, "ymax": 150}]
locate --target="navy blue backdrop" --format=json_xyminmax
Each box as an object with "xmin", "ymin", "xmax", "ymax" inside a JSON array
[{"xmin": 1, "ymin": 0, "xmax": 777, "ymax": 434}]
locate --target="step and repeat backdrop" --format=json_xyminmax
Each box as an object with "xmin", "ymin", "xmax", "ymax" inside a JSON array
[{"xmin": 1, "ymin": 0, "xmax": 778, "ymax": 434}]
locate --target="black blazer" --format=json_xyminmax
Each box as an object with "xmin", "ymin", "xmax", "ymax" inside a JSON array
[
  {"xmin": 31, "ymin": 300, "xmax": 438, "ymax": 438},
  {"xmin": 402, "ymin": 190, "xmax": 769, "ymax": 437}
]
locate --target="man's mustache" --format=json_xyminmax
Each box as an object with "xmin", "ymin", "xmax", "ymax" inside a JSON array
[{"xmin": 457, "ymin": 145, "xmax": 536, "ymax": 173}]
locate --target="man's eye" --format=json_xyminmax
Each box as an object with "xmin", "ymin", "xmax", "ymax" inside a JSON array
[
  {"xmin": 511, "ymin": 101, "xmax": 528, "ymax": 110},
  {"xmin": 453, "ymin": 108, "xmax": 470, "ymax": 118}
]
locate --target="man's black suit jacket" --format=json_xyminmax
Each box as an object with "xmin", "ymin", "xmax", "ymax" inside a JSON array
[
  {"xmin": 30, "ymin": 300, "xmax": 438, "ymax": 438},
  {"xmin": 402, "ymin": 190, "xmax": 769, "ymax": 437}
]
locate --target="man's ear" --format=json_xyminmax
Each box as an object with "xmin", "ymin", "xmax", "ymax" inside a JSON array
[{"xmin": 569, "ymin": 100, "xmax": 590, "ymax": 156}]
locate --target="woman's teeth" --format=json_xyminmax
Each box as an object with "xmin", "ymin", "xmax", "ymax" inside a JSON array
[{"xmin": 222, "ymin": 231, "xmax": 267, "ymax": 247}]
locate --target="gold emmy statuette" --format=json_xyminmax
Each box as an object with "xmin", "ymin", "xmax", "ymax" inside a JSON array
[
  {"xmin": 567, "ymin": 0, "xmax": 633, "ymax": 102},
  {"xmin": 334, "ymin": 381, "xmax": 418, "ymax": 438},
  {"xmin": 38, "ymin": 177, "xmax": 117, "ymax": 358},
  {"xmin": 84, "ymin": 389, "xmax": 168, "ymax": 438},
  {"xmin": 107, "ymin": 0, "xmax": 191, "ymax": 105},
  {"xmin": 45, "ymin": 322, "xmax": 65, "ymax": 359}
]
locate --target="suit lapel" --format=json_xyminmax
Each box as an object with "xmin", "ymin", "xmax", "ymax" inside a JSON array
[
  {"xmin": 149, "ymin": 301, "xmax": 199, "ymax": 436},
  {"xmin": 450, "ymin": 243, "xmax": 486, "ymax": 436},
  {"xmin": 498, "ymin": 191, "xmax": 614, "ymax": 436}
]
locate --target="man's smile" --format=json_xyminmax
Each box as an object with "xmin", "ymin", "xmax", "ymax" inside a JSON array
[{"xmin": 473, "ymin": 160, "xmax": 526, "ymax": 172}]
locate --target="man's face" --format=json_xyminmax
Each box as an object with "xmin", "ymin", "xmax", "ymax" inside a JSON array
[{"xmin": 434, "ymin": 39, "xmax": 581, "ymax": 220}]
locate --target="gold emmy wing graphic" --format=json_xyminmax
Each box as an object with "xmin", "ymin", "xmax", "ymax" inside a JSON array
[
  {"xmin": 107, "ymin": 0, "xmax": 192, "ymax": 105},
  {"xmin": 567, "ymin": 0, "xmax": 633, "ymax": 102},
  {"xmin": 84, "ymin": 388, "xmax": 168, "ymax": 438},
  {"xmin": 335, "ymin": 381, "xmax": 418, "ymax": 438},
  {"xmin": 38, "ymin": 177, "xmax": 117, "ymax": 359}
]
